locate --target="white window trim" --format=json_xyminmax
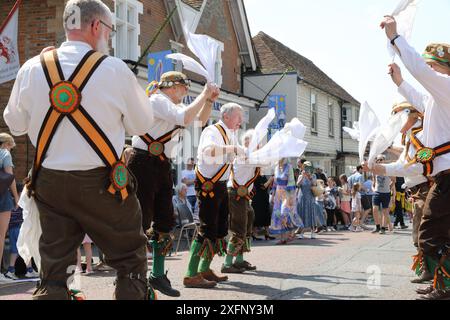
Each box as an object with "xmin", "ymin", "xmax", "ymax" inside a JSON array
[
  {"xmin": 328, "ymin": 100, "xmax": 334, "ymax": 137},
  {"xmin": 112, "ymin": 0, "xmax": 143, "ymax": 61},
  {"xmin": 311, "ymin": 91, "xmax": 318, "ymax": 133},
  {"xmin": 215, "ymin": 40, "xmax": 224, "ymax": 87}
]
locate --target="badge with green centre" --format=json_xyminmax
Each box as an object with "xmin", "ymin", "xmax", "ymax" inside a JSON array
[{"xmin": 50, "ymin": 81, "xmax": 81, "ymax": 114}]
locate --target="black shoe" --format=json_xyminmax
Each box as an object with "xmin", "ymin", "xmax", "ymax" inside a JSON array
[
  {"xmin": 400, "ymin": 225, "xmax": 408, "ymax": 230},
  {"xmin": 252, "ymin": 235, "xmax": 263, "ymax": 241},
  {"xmin": 148, "ymin": 273, "xmax": 180, "ymax": 297},
  {"xmin": 221, "ymin": 264, "xmax": 246, "ymax": 274},
  {"xmin": 233, "ymin": 261, "xmax": 257, "ymax": 271}
]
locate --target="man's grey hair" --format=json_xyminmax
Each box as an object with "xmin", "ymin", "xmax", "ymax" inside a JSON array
[
  {"xmin": 63, "ymin": 0, "xmax": 112, "ymax": 32},
  {"xmin": 220, "ymin": 103, "xmax": 243, "ymax": 120},
  {"xmin": 175, "ymin": 183, "xmax": 187, "ymax": 195}
]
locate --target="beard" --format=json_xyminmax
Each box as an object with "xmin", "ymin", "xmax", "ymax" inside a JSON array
[{"xmin": 96, "ymin": 36, "xmax": 110, "ymax": 55}]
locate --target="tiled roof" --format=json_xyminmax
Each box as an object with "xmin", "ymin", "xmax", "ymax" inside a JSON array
[
  {"xmin": 253, "ymin": 32, "xmax": 360, "ymax": 106},
  {"xmin": 181, "ymin": 0, "xmax": 204, "ymax": 11}
]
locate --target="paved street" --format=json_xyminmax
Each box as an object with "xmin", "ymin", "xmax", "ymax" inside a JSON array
[{"xmin": 0, "ymin": 225, "xmax": 422, "ymax": 300}]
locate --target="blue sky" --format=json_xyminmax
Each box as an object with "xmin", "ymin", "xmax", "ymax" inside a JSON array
[{"xmin": 244, "ymin": 0, "xmax": 450, "ymax": 122}]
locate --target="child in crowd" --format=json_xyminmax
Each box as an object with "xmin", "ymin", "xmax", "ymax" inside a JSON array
[
  {"xmin": 339, "ymin": 174, "xmax": 351, "ymax": 228},
  {"xmin": 324, "ymin": 177, "xmax": 339, "ymax": 231},
  {"xmin": 350, "ymin": 183, "xmax": 363, "ymax": 232},
  {"xmin": 76, "ymin": 235, "xmax": 94, "ymax": 275}
]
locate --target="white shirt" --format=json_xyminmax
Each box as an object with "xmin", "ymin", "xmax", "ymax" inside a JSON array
[
  {"xmin": 197, "ymin": 120, "xmax": 236, "ymax": 181},
  {"xmin": 395, "ymin": 36, "xmax": 450, "ymax": 176},
  {"xmin": 384, "ymin": 125, "xmax": 428, "ymax": 188},
  {"xmin": 4, "ymin": 41, "xmax": 153, "ymax": 171},
  {"xmin": 132, "ymin": 92, "xmax": 185, "ymax": 159},
  {"xmin": 181, "ymin": 169, "xmax": 196, "ymax": 197}
]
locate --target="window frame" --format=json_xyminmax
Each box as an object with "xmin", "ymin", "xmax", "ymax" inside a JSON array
[
  {"xmin": 310, "ymin": 91, "xmax": 318, "ymax": 134},
  {"xmin": 112, "ymin": 0, "xmax": 143, "ymax": 61},
  {"xmin": 328, "ymin": 99, "xmax": 334, "ymax": 137}
]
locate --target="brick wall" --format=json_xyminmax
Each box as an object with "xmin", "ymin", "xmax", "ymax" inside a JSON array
[
  {"xmin": 1, "ymin": 0, "xmax": 63, "ymax": 181},
  {"xmin": 196, "ymin": 0, "xmax": 241, "ymax": 93}
]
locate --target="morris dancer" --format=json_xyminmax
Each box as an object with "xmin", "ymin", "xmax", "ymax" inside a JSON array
[
  {"xmin": 4, "ymin": 0, "xmax": 153, "ymax": 300},
  {"xmin": 365, "ymin": 102, "xmax": 433, "ymax": 284},
  {"xmin": 381, "ymin": 15, "xmax": 450, "ymax": 300},
  {"xmin": 222, "ymin": 130, "xmax": 260, "ymax": 274},
  {"xmin": 183, "ymin": 104, "xmax": 245, "ymax": 288},
  {"xmin": 128, "ymin": 71, "xmax": 218, "ymax": 297}
]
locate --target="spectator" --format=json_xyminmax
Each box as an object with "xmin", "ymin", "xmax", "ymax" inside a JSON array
[
  {"xmin": 181, "ymin": 158, "xmax": 197, "ymax": 211},
  {"xmin": 297, "ymin": 162, "xmax": 319, "ymax": 239},
  {"xmin": 338, "ymin": 174, "xmax": 352, "ymax": 228},
  {"xmin": 76, "ymin": 235, "xmax": 94, "ymax": 275},
  {"xmin": 315, "ymin": 168, "xmax": 328, "ymax": 185},
  {"xmin": 324, "ymin": 177, "xmax": 340, "ymax": 231},
  {"xmin": 172, "ymin": 184, "xmax": 194, "ymax": 226},
  {"xmin": 372, "ymin": 155, "xmax": 394, "ymax": 235},
  {"xmin": 270, "ymin": 159, "xmax": 302, "ymax": 244},
  {"xmin": 393, "ymin": 177, "xmax": 408, "ymax": 230},
  {"xmin": 314, "ymin": 179, "xmax": 327, "ymax": 233},
  {"xmin": 348, "ymin": 166, "xmax": 372, "ymax": 230},
  {"xmin": 350, "ymin": 183, "xmax": 364, "ymax": 232},
  {"xmin": 0, "ymin": 133, "xmax": 19, "ymax": 284},
  {"xmin": 251, "ymin": 175, "xmax": 275, "ymax": 241}
]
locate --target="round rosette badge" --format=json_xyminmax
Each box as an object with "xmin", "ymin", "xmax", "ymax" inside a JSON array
[
  {"xmin": 111, "ymin": 162, "xmax": 129, "ymax": 191},
  {"xmin": 415, "ymin": 148, "xmax": 435, "ymax": 164},
  {"xmin": 50, "ymin": 81, "xmax": 81, "ymax": 114},
  {"xmin": 148, "ymin": 141, "xmax": 164, "ymax": 157}
]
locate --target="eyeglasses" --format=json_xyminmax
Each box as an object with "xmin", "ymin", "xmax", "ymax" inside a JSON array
[{"xmin": 98, "ymin": 20, "xmax": 116, "ymax": 39}]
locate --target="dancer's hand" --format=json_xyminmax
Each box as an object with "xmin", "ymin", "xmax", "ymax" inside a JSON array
[
  {"xmin": 380, "ymin": 15, "xmax": 398, "ymax": 41},
  {"xmin": 388, "ymin": 63, "xmax": 403, "ymax": 87},
  {"xmin": 209, "ymin": 84, "xmax": 220, "ymax": 102}
]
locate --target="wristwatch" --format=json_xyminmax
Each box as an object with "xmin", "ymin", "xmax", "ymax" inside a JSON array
[{"xmin": 390, "ymin": 34, "xmax": 400, "ymax": 46}]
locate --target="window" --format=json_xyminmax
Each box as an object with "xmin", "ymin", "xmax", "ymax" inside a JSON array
[
  {"xmin": 355, "ymin": 107, "xmax": 360, "ymax": 123},
  {"xmin": 328, "ymin": 100, "xmax": 334, "ymax": 137},
  {"xmin": 214, "ymin": 41, "xmax": 224, "ymax": 87},
  {"xmin": 113, "ymin": 0, "xmax": 143, "ymax": 60},
  {"xmin": 342, "ymin": 106, "xmax": 352, "ymax": 128},
  {"xmin": 311, "ymin": 91, "xmax": 318, "ymax": 133}
]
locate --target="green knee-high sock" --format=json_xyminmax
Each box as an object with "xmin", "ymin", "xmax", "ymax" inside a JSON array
[
  {"xmin": 235, "ymin": 253, "xmax": 244, "ymax": 264},
  {"xmin": 151, "ymin": 240, "xmax": 165, "ymax": 278},
  {"xmin": 224, "ymin": 242, "xmax": 236, "ymax": 267},
  {"xmin": 426, "ymin": 256, "xmax": 450, "ymax": 288},
  {"xmin": 425, "ymin": 256, "xmax": 438, "ymax": 275},
  {"xmin": 185, "ymin": 240, "xmax": 202, "ymax": 278},
  {"xmin": 444, "ymin": 259, "xmax": 450, "ymax": 288},
  {"xmin": 198, "ymin": 257, "xmax": 213, "ymax": 273},
  {"xmin": 224, "ymin": 254, "xmax": 234, "ymax": 267}
]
